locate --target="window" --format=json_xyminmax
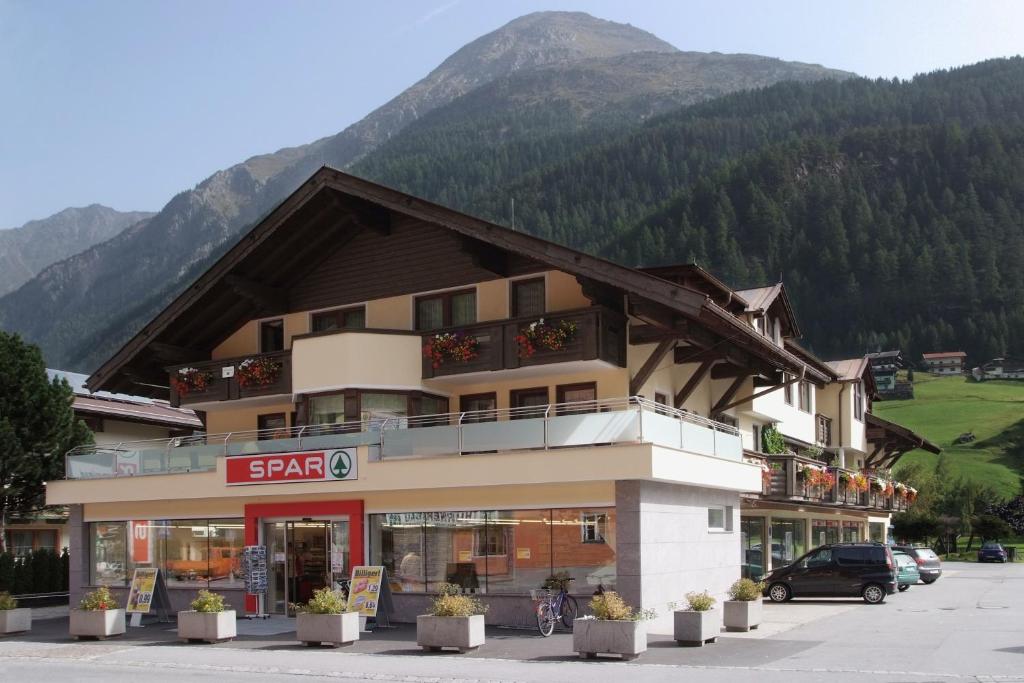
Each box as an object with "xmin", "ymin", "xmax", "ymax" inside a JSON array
[
  {"xmin": 260, "ymin": 319, "xmax": 285, "ymax": 353},
  {"xmin": 854, "ymin": 381, "xmax": 864, "ymax": 420},
  {"xmin": 460, "ymin": 393, "xmax": 497, "ymax": 423},
  {"xmin": 740, "ymin": 517, "xmax": 765, "ymax": 579},
  {"xmin": 812, "ymin": 519, "xmax": 840, "ymax": 546},
  {"xmin": 361, "ymin": 392, "xmax": 409, "ymax": 421},
  {"xmin": 798, "ymin": 381, "xmax": 812, "ymax": 413},
  {"xmin": 510, "ymin": 387, "xmax": 549, "ymax": 419},
  {"xmin": 783, "ymin": 375, "xmax": 793, "ymax": 405},
  {"xmin": 556, "ymin": 382, "xmax": 596, "ymax": 414},
  {"xmin": 311, "ymin": 306, "xmax": 366, "ymax": 333},
  {"xmin": 580, "ymin": 513, "xmax": 606, "ymax": 543},
  {"xmin": 654, "ymin": 392, "xmax": 668, "ymax": 408},
  {"xmin": 476, "ymin": 526, "xmax": 507, "ymax": 555},
  {"xmin": 707, "ymin": 506, "xmax": 733, "ymax": 532},
  {"xmin": 771, "ymin": 518, "xmax": 805, "ymax": 566},
  {"xmin": 511, "ymin": 278, "xmax": 545, "ymax": 318},
  {"xmin": 309, "ymin": 394, "xmax": 347, "ymax": 426},
  {"xmin": 257, "ymin": 413, "xmax": 287, "ymax": 439},
  {"xmin": 803, "ymin": 547, "xmax": 833, "ymax": 568},
  {"xmin": 415, "ymin": 289, "xmax": 476, "ymax": 330},
  {"xmin": 755, "ymin": 316, "xmax": 766, "ymax": 335}
]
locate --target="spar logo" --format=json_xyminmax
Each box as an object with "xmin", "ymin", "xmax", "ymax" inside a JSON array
[{"xmin": 226, "ymin": 448, "xmax": 358, "ymax": 485}]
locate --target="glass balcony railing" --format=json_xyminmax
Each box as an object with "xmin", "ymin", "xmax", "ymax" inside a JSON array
[{"xmin": 64, "ymin": 397, "xmax": 742, "ymax": 479}]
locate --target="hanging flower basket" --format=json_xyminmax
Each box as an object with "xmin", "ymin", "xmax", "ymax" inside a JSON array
[
  {"xmin": 237, "ymin": 356, "xmax": 283, "ymax": 388},
  {"xmin": 171, "ymin": 367, "xmax": 214, "ymax": 396},
  {"xmin": 516, "ymin": 318, "xmax": 578, "ymax": 358},
  {"xmin": 871, "ymin": 478, "xmax": 886, "ymax": 493},
  {"xmin": 906, "ymin": 488, "xmax": 918, "ymax": 503},
  {"xmin": 797, "ymin": 462, "xmax": 834, "ymax": 491},
  {"xmin": 423, "ymin": 332, "xmax": 479, "ymax": 369},
  {"xmin": 850, "ymin": 473, "xmax": 869, "ymax": 493},
  {"xmin": 837, "ymin": 471, "xmax": 852, "ymax": 486}
]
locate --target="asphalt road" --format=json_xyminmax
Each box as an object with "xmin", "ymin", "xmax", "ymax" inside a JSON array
[{"xmin": 1, "ymin": 562, "xmax": 1021, "ymax": 682}]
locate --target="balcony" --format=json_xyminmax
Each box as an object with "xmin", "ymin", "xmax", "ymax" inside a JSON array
[
  {"xmin": 421, "ymin": 306, "xmax": 626, "ymax": 380},
  {"xmin": 748, "ymin": 454, "xmax": 914, "ymax": 512},
  {"xmin": 168, "ymin": 350, "xmax": 291, "ymax": 408},
  {"xmin": 64, "ymin": 397, "xmax": 742, "ymax": 479}
]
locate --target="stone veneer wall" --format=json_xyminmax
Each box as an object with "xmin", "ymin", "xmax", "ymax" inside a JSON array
[{"xmin": 615, "ymin": 480, "xmax": 742, "ymax": 634}]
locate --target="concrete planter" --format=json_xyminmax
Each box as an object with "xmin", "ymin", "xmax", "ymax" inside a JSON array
[
  {"xmin": 724, "ymin": 599, "xmax": 762, "ymax": 632},
  {"xmin": 416, "ymin": 614, "xmax": 485, "ymax": 653},
  {"xmin": 0, "ymin": 608, "xmax": 31, "ymax": 634},
  {"xmin": 70, "ymin": 609, "xmax": 126, "ymax": 640},
  {"xmin": 177, "ymin": 610, "xmax": 237, "ymax": 643},
  {"xmin": 573, "ymin": 618, "xmax": 647, "ymax": 660},
  {"xmin": 673, "ymin": 609, "xmax": 720, "ymax": 646},
  {"xmin": 296, "ymin": 612, "xmax": 361, "ymax": 647}
]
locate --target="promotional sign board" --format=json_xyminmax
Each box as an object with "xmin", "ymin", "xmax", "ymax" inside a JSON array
[
  {"xmin": 126, "ymin": 568, "xmax": 159, "ymax": 613},
  {"xmin": 347, "ymin": 566, "xmax": 389, "ymax": 618},
  {"xmin": 242, "ymin": 545, "xmax": 268, "ymax": 594},
  {"xmin": 226, "ymin": 448, "xmax": 357, "ymax": 486}
]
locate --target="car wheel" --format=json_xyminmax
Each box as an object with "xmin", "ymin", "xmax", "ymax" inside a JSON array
[
  {"xmin": 898, "ymin": 584, "xmax": 909, "ymax": 592},
  {"xmin": 862, "ymin": 583, "xmax": 886, "ymax": 604},
  {"xmin": 921, "ymin": 577, "xmax": 937, "ymax": 585},
  {"xmin": 768, "ymin": 583, "xmax": 791, "ymax": 603}
]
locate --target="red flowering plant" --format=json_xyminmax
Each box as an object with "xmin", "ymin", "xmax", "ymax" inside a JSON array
[
  {"xmin": 850, "ymin": 473, "xmax": 869, "ymax": 493},
  {"xmin": 79, "ymin": 586, "xmax": 118, "ymax": 611},
  {"xmin": 516, "ymin": 318, "xmax": 578, "ymax": 358},
  {"xmin": 237, "ymin": 356, "xmax": 283, "ymax": 388},
  {"xmin": 171, "ymin": 367, "xmax": 214, "ymax": 396},
  {"xmin": 906, "ymin": 487, "xmax": 918, "ymax": 503},
  {"xmin": 423, "ymin": 332, "xmax": 479, "ymax": 369},
  {"xmin": 837, "ymin": 470, "xmax": 852, "ymax": 487},
  {"xmin": 883, "ymin": 481, "xmax": 896, "ymax": 497}
]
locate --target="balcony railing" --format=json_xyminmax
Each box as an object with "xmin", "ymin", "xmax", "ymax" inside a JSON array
[
  {"xmin": 421, "ymin": 306, "xmax": 626, "ymax": 379},
  {"xmin": 748, "ymin": 454, "xmax": 914, "ymax": 512},
  {"xmin": 168, "ymin": 350, "xmax": 292, "ymax": 408},
  {"xmin": 64, "ymin": 396, "xmax": 741, "ymax": 479}
]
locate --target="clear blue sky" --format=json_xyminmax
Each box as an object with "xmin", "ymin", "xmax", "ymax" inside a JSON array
[{"xmin": 1, "ymin": 0, "xmax": 1022, "ymax": 227}]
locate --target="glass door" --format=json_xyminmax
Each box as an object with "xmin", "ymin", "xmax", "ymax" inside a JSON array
[
  {"xmin": 265, "ymin": 522, "xmax": 287, "ymax": 615},
  {"xmin": 263, "ymin": 518, "xmax": 351, "ymax": 615},
  {"xmin": 330, "ymin": 520, "xmax": 350, "ymax": 591}
]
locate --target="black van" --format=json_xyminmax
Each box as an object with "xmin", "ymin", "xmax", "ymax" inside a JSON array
[{"xmin": 763, "ymin": 543, "xmax": 897, "ymax": 604}]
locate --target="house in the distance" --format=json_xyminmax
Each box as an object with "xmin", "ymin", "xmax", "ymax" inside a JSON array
[
  {"xmin": 2, "ymin": 371, "xmax": 202, "ymax": 557},
  {"xmin": 922, "ymin": 351, "xmax": 966, "ymax": 376},
  {"xmin": 972, "ymin": 358, "xmax": 1024, "ymax": 381},
  {"xmin": 865, "ymin": 350, "xmax": 910, "ymax": 399}
]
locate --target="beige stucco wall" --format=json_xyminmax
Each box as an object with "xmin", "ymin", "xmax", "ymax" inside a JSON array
[
  {"xmin": 749, "ymin": 380, "xmax": 815, "ymax": 445},
  {"xmin": 545, "ymin": 270, "xmax": 589, "ymax": 311},
  {"xmin": 366, "ymin": 295, "xmax": 411, "ymax": 330},
  {"xmin": 426, "ymin": 365, "xmax": 629, "ymax": 409},
  {"xmin": 477, "ymin": 278, "xmax": 508, "ymax": 321},
  {"xmin": 205, "ymin": 402, "xmax": 296, "ymax": 435},
  {"xmin": 672, "ymin": 362, "xmax": 713, "ymax": 416},
  {"xmin": 816, "ymin": 381, "xmax": 867, "ymax": 465},
  {"xmin": 628, "ymin": 342, "xmax": 676, "ymax": 401},
  {"xmin": 211, "ymin": 312, "xmax": 310, "ymax": 360},
  {"xmin": 291, "ymin": 333, "xmax": 424, "ymax": 394}
]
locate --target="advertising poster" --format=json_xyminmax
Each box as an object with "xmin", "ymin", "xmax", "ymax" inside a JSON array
[
  {"xmin": 126, "ymin": 567, "xmax": 159, "ymax": 613},
  {"xmin": 346, "ymin": 566, "xmax": 384, "ymax": 617}
]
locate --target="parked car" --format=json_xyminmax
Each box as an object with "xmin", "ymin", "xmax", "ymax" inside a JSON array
[
  {"xmin": 763, "ymin": 543, "xmax": 897, "ymax": 605},
  {"xmin": 893, "ymin": 551, "xmax": 920, "ymax": 591},
  {"xmin": 978, "ymin": 542, "xmax": 1009, "ymax": 563},
  {"xmin": 892, "ymin": 545, "xmax": 942, "ymax": 584}
]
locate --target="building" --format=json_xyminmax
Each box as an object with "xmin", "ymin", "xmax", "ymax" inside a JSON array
[
  {"xmin": 865, "ymin": 350, "xmax": 912, "ymax": 399},
  {"xmin": 973, "ymin": 357, "xmax": 1024, "ymax": 381},
  {"xmin": 922, "ymin": 351, "xmax": 966, "ymax": 375},
  {"xmin": 48, "ymin": 168, "xmax": 935, "ymax": 631},
  {"xmin": 3, "ymin": 371, "xmax": 201, "ymax": 557}
]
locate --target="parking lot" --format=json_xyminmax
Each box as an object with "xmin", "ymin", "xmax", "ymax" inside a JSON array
[{"xmin": 1, "ymin": 562, "xmax": 1021, "ymax": 682}]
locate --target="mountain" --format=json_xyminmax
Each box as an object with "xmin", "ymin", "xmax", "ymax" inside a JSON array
[
  {"xmin": 0, "ymin": 205, "xmax": 153, "ymax": 297},
  {"xmin": 0, "ymin": 11, "xmax": 854, "ymax": 371}
]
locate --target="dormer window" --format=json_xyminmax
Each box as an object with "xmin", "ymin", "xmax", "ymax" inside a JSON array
[{"xmin": 756, "ymin": 316, "xmax": 767, "ymax": 335}]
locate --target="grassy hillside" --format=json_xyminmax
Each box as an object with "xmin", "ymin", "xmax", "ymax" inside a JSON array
[{"xmin": 874, "ymin": 375, "xmax": 1024, "ymax": 499}]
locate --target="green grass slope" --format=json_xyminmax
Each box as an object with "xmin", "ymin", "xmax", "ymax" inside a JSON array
[{"xmin": 874, "ymin": 375, "xmax": 1024, "ymax": 499}]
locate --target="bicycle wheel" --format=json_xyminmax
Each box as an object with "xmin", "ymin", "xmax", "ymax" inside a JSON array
[
  {"xmin": 536, "ymin": 602, "xmax": 556, "ymax": 637},
  {"xmin": 560, "ymin": 594, "xmax": 579, "ymax": 629}
]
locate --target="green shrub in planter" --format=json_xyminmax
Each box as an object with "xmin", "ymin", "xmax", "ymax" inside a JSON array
[
  {"xmin": 428, "ymin": 582, "xmax": 487, "ymax": 617},
  {"xmin": 295, "ymin": 588, "xmax": 359, "ymax": 647},
  {"xmin": 728, "ymin": 578, "xmax": 765, "ymax": 601},
  {"xmin": 190, "ymin": 589, "xmax": 227, "ymax": 613},
  {"xmin": 725, "ymin": 578, "xmax": 765, "ymax": 632},
  {"xmin": 294, "ymin": 587, "xmax": 348, "ymax": 615},
  {"xmin": 417, "ymin": 583, "xmax": 488, "ymax": 653},
  {"xmin": 80, "ymin": 586, "xmax": 119, "ymax": 611},
  {"xmin": 0, "ymin": 592, "xmax": 16, "ymax": 610},
  {"xmin": 0, "ymin": 591, "xmax": 31, "ymax": 634},
  {"xmin": 575, "ymin": 592, "xmax": 651, "ymax": 660},
  {"xmin": 72, "ymin": 587, "xmax": 125, "ymax": 639},
  {"xmin": 685, "ymin": 591, "xmax": 716, "ymax": 611}
]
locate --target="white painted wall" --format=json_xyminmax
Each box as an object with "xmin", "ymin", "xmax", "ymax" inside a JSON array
[{"xmin": 750, "ymin": 381, "xmax": 815, "ymax": 445}]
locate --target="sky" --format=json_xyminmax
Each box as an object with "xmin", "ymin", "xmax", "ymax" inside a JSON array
[{"xmin": 1, "ymin": 0, "xmax": 1022, "ymax": 227}]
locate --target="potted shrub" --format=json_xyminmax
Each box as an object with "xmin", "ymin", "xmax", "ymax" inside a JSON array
[
  {"xmin": 177, "ymin": 589, "xmax": 236, "ymax": 643},
  {"xmin": 0, "ymin": 592, "xmax": 31, "ymax": 634},
  {"xmin": 295, "ymin": 587, "xmax": 360, "ymax": 647},
  {"xmin": 573, "ymin": 591, "xmax": 651, "ymax": 661},
  {"xmin": 723, "ymin": 578, "xmax": 765, "ymax": 632},
  {"xmin": 673, "ymin": 590, "xmax": 720, "ymax": 646},
  {"xmin": 416, "ymin": 582, "xmax": 487, "ymax": 653},
  {"xmin": 70, "ymin": 586, "xmax": 125, "ymax": 640}
]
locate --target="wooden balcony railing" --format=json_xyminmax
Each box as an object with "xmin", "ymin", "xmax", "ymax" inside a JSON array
[
  {"xmin": 750, "ymin": 455, "xmax": 914, "ymax": 512},
  {"xmin": 168, "ymin": 350, "xmax": 292, "ymax": 407},
  {"xmin": 421, "ymin": 306, "xmax": 626, "ymax": 379}
]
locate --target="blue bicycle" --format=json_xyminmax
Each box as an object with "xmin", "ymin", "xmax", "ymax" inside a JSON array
[{"xmin": 532, "ymin": 577, "xmax": 578, "ymax": 636}]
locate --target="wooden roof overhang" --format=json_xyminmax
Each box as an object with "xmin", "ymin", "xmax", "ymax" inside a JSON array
[
  {"xmin": 864, "ymin": 412, "xmax": 941, "ymax": 469},
  {"xmin": 88, "ymin": 167, "xmax": 828, "ymax": 396}
]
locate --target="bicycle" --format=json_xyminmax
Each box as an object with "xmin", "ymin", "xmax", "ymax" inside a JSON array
[{"xmin": 530, "ymin": 578, "xmax": 578, "ymax": 636}]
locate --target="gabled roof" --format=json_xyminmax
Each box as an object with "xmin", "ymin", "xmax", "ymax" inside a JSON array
[
  {"xmin": 865, "ymin": 412, "xmax": 941, "ymax": 455},
  {"xmin": 638, "ymin": 263, "xmax": 747, "ymax": 314},
  {"xmin": 88, "ymin": 167, "xmax": 830, "ymax": 395},
  {"xmin": 826, "ymin": 356, "xmax": 878, "ymax": 397},
  {"xmin": 48, "ymin": 369, "xmax": 202, "ymax": 429},
  {"xmin": 735, "ymin": 282, "xmax": 801, "ymax": 339},
  {"xmin": 784, "ymin": 341, "xmax": 840, "ymax": 381}
]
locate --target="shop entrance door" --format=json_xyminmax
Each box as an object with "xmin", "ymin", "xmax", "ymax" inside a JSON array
[{"xmin": 263, "ymin": 519, "xmax": 351, "ymax": 616}]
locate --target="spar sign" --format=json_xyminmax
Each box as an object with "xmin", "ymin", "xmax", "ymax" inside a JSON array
[{"xmin": 225, "ymin": 448, "xmax": 357, "ymax": 486}]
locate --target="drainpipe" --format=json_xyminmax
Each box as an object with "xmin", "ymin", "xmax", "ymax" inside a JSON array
[{"xmin": 837, "ymin": 383, "xmax": 845, "ymax": 468}]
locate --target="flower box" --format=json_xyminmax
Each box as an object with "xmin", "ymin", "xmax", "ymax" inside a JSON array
[
  {"xmin": 416, "ymin": 614, "xmax": 485, "ymax": 653},
  {"xmin": 674, "ymin": 608, "xmax": 720, "ymax": 646},
  {"xmin": 723, "ymin": 599, "xmax": 762, "ymax": 632},
  {"xmin": 297, "ymin": 611, "xmax": 360, "ymax": 647},
  {"xmin": 573, "ymin": 618, "xmax": 646, "ymax": 661},
  {"xmin": 70, "ymin": 608, "xmax": 125, "ymax": 640},
  {"xmin": 177, "ymin": 610, "xmax": 237, "ymax": 643},
  {"xmin": 0, "ymin": 608, "xmax": 31, "ymax": 634}
]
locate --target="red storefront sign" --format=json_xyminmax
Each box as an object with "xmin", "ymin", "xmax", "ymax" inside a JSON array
[
  {"xmin": 129, "ymin": 521, "xmax": 150, "ymax": 563},
  {"xmin": 225, "ymin": 449, "xmax": 357, "ymax": 486}
]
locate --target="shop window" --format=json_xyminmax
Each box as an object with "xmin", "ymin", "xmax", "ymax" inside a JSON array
[
  {"xmin": 740, "ymin": 517, "xmax": 765, "ymax": 579},
  {"xmin": 812, "ymin": 519, "xmax": 840, "ymax": 547},
  {"xmin": 260, "ymin": 319, "xmax": 285, "ymax": 353},
  {"xmin": 423, "ymin": 511, "xmax": 486, "ymax": 593},
  {"xmin": 553, "ymin": 508, "xmax": 616, "ymax": 592},
  {"xmin": 510, "ymin": 387, "xmax": 549, "ymax": 419},
  {"xmin": 511, "ymin": 278, "xmax": 545, "ymax": 318},
  {"xmin": 311, "ymin": 306, "xmax": 366, "ymax": 333},
  {"xmin": 257, "ymin": 413, "xmax": 287, "ymax": 439},
  {"xmin": 556, "ymin": 382, "xmax": 597, "ymax": 414},
  {"xmin": 475, "ymin": 525, "xmax": 507, "ymax": 556},
  {"xmin": 415, "ymin": 289, "xmax": 476, "ymax": 330},
  {"xmin": 460, "ymin": 393, "xmax": 497, "ymax": 423},
  {"xmin": 91, "ymin": 521, "xmax": 127, "ymax": 586},
  {"xmin": 208, "ymin": 519, "xmax": 245, "ymax": 588},
  {"xmin": 771, "ymin": 518, "xmax": 806, "ymax": 566}
]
